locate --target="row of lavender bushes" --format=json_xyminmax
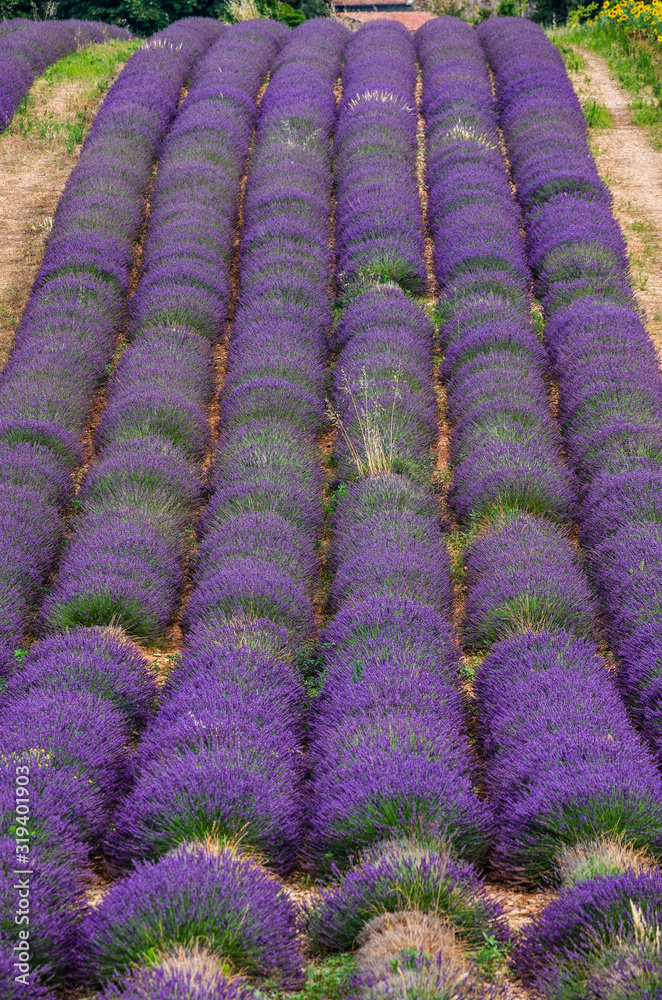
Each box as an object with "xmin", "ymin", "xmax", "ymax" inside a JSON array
[
  {"xmin": 0, "ymin": 18, "xmax": 246, "ymax": 998},
  {"xmin": 470, "ymin": 16, "xmax": 662, "ymax": 999},
  {"xmin": 0, "ymin": 18, "xmax": 224, "ymax": 676},
  {"xmin": 419, "ymin": 8, "xmax": 662, "ymax": 876},
  {"xmin": 0, "ymin": 18, "xmax": 132, "ymax": 131},
  {"xmin": 67, "ymin": 19, "xmax": 348, "ymax": 1000},
  {"xmin": 301, "ymin": 21, "xmax": 507, "ymax": 1000},
  {"xmin": 480, "ymin": 16, "xmax": 662, "ymax": 763}
]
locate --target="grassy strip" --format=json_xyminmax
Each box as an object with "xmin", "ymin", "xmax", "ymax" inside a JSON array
[
  {"xmin": 6, "ymin": 38, "xmax": 141, "ymax": 152},
  {"xmin": 551, "ymin": 23, "xmax": 662, "ymax": 147}
]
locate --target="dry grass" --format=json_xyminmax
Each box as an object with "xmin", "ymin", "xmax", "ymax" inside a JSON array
[{"xmin": 356, "ymin": 910, "xmax": 467, "ymax": 978}]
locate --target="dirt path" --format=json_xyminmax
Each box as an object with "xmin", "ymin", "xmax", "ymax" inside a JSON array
[
  {"xmin": 0, "ymin": 50, "xmax": 130, "ymax": 370},
  {"xmin": 568, "ymin": 46, "xmax": 662, "ymax": 353}
]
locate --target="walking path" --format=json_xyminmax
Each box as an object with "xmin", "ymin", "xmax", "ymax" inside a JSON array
[{"xmin": 568, "ymin": 45, "xmax": 662, "ymax": 354}]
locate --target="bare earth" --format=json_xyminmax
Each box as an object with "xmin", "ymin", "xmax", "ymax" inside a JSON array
[
  {"xmin": 0, "ymin": 67, "xmax": 125, "ymax": 370},
  {"xmin": 569, "ymin": 45, "xmax": 662, "ymax": 354}
]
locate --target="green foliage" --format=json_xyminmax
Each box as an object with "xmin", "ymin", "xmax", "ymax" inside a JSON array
[
  {"xmin": 260, "ymin": 955, "xmax": 359, "ymax": 1000},
  {"xmin": 276, "ymin": 2, "xmax": 304, "ymax": 24},
  {"xmin": 497, "ymin": 0, "xmax": 517, "ymax": 14},
  {"xmin": 5, "ymin": 0, "xmax": 330, "ymax": 35},
  {"xmin": 532, "ymin": 0, "xmax": 590, "ymax": 28},
  {"xmin": 429, "ymin": 0, "xmax": 469, "ymax": 18},
  {"xmin": 566, "ymin": 23, "xmax": 662, "ymax": 148},
  {"xmin": 582, "ymin": 98, "xmax": 613, "ymax": 127},
  {"xmin": 475, "ymin": 931, "xmax": 511, "ymax": 976},
  {"xmin": 553, "ymin": 38, "xmax": 587, "ymax": 71},
  {"xmin": 563, "ymin": 0, "xmax": 597, "ymax": 24},
  {"xmin": 46, "ymin": 592, "xmax": 160, "ymax": 639}
]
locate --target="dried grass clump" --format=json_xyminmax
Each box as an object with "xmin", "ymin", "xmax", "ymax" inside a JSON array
[
  {"xmin": 356, "ymin": 909, "xmax": 467, "ymax": 979},
  {"xmin": 557, "ymin": 834, "xmax": 655, "ymax": 888}
]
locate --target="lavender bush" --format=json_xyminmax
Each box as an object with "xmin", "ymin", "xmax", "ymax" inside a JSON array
[
  {"xmin": 463, "ymin": 514, "xmax": 596, "ymax": 649},
  {"xmin": 475, "ymin": 630, "xmax": 662, "ymax": 885},
  {"xmin": 80, "ymin": 842, "xmax": 304, "ymax": 989},
  {"xmin": 106, "ymin": 638, "xmax": 304, "ymax": 872},
  {"xmin": 96, "ymin": 951, "xmax": 256, "ymax": 1000},
  {"xmin": 306, "ymin": 842, "xmax": 506, "ymax": 955},
  {"xmin": 514, "ymin": 868, "xmax": 662, "ymax": 999},
  {"xmin": 416, "ymin": 18, "xmax": 574, "ymax": 525},
  {"xmin": 5, "ymin": 626, "xmax": 156, "ymax": 729},
  {"xmin": 304, "ymin": 34, "xmax": 489, "ymax": 952},
  {"xmin": 94, "ymin": 31, "xmax": 348, "ymax": 987},
  {"xmin": 335, "ymin": 21, "xmax": 425, "ymax": 296}
]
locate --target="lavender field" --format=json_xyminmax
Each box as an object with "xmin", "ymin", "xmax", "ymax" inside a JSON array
[{"xmin": 1, "ymin": 13, "xmax": 662, "ymax": 1000}]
